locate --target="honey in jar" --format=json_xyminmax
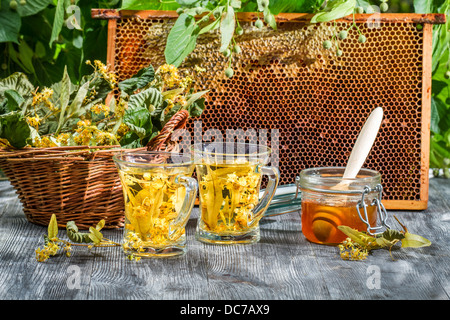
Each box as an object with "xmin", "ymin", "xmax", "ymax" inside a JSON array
[
  {"xmin": 301, "ymin": 201, "xmax": 377, "ymax": 244},
  {"xmin": 299, "ymin": 167, "xmax": 383, "ymax": 245}
]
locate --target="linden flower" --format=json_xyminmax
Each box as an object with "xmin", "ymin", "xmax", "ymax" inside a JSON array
[
  {"xmin": 26, "ymin": 115, "xmax": 41, "ymax": 128},
  {"xmin": 32, "ymin": 87, "xmax": 54, "ymax": 106},
  {"xmin": 179, "ymin": 76, "xmax": 193, "ymax": 89},
  {"xmin": 35, "ymin": 242, "xmax": 60, "ymax": 262},
  {"xmin": 114, "ymin": 99, "xmax": 128, "ymax": 117},
  {"xmin": 90, "ymin": 103, "xmax": 110, "ymax": 116},
  {"xmin": 234, "ymin": 207, "xmax": 252, "ymax": 227},
  {"xmin": 87, "ymin": 59, "xmax": 117, "ymax": 88},
  {"xmin": 73, "ymin": 120, "xmax": 95, "ymax": 145},
  {"xmin": 237, "ymin": 177, "xmax": 248, "ymax": 188},
  {"xmin": 76, "ymin": 119, "xmax": 91, "ymax": 131},
  {"xmin": 242, "ymin": 191, "xmax": 258, "ymax": 205},
  {"xmin": 41, "ymin": 87, "xmax": 53, "ymax": 98},
  {"xmin": 56, "ymin": 133, "xmax": 70, "ymax": 146},
  {"xmin": 123, "ymin": 231, "xmax": 145, "ymax": 252},
  {"xmin": 227, "ymin": 173, "xmax": 239, "ymax": 183},
  {"xmin": 35, "ymin": 247, "xmax": 50, "ymax": 262},
  {"xmin": 339, "ymin": 238, "xmax": 369, "ymax": 261},
  {"xmin": 194, "ymin": 65, "xmax": 206, "ymax": 73},
  {"xmin": 74, "ymin": 128, "xmax": 94, "ymax": 145},
  {"xmin": 95, "ymin": 130, "xmax": 116, "ymax": 146},
  {"xmin": 34, "ymin": 136, "xmax": 57, "ymax": 148},
  {"xmin": 158, "ymin": 64, "xmax": 181, "ymax": 88},
  {"xmin": 64, "ymin": 244, "xmax": 72, "ymax": 257},
  {"xmin": 117, "ymin": 123, "xmax": 129, "ymax": 137}
]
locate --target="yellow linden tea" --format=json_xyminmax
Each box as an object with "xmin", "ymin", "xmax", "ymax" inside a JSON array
[
  {"xmin": 196, "ymin": 163, "xmax": 262, "ymax": 239},
  {"xmin": 114, "ymin": 152, "xmax": 197, "ymax": 257},
  {"xmin": 194, "ymin": 142, "xmax": 279, "ymax": 244}
]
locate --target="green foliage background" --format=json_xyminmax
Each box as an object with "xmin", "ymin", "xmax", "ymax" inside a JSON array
[{"xmin": 0, "ymin": 0, "xmax": 449, "ymax": 175}]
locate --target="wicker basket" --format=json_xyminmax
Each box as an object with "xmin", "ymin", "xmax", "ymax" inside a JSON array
[
  {"xmin": 0, "ymin": 145, "xmax": 130, "ymax": 229},
  {"xmin": 0, "ymin": 110, "xmax": 190, "ymax": 229}
]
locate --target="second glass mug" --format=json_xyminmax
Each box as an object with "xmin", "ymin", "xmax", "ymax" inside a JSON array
[
  {"xmin": 113, "ymin": 151, "xmax": 197, "ymax": 258},
  {"xmin": 193, "ymin": 142, "xmax": 280, "ymax": 244}
]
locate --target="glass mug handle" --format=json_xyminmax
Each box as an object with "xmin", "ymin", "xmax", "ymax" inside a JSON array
[
  {"xmin": 169, "ymin": 175, "xmax": 198, "ymax": 237},
  {"xmin": 248, "ymin": 166, "xmax": 280, "ymax": 228}
]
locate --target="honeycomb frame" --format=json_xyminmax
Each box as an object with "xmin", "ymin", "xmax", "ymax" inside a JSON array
[{"xmin": 92, "ymin": 10, "xmax": 446, "ymax": 210}]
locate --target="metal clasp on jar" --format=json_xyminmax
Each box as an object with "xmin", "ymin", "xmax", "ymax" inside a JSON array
[{"xmin": 356, "ymin": 184, "xmax": 391, "ymax": 235}]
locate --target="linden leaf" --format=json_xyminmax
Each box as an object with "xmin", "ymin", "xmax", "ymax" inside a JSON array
[
  {"xmin": 48, "ymin": 214, "xmax": 58, "ymax": 240},
  {"xmin": 311, "ymin": 0, "xmax": 356, "ymax": 23},
  {"xmin": 66, "ymin": 221, "xmax": 92, "ymax": 243},
  {"xmin": 88, "ymin": 226, "xmax": 103, "ymax": 244},
  {"xmin": 401, "ymin": 232, "xmax": 432, "ymax": 248},
  {"xmin": 381, "ymin": 228, "xmax": 405, "ymax": 241},
  {"xmin": 164, "ymin": 13, "xmax": 200, "ymax": 67},
  {"xmin": 375, "ymin": 236, "xmax": 399, "ymax": 249},
  {"xmin": 337, "ymin": 225, "xmax": 376, "ymax": 247},
  {"xmin": 96, "ymin": 219, "xmax": 105, "ymax": 231},
  {"xmin": 220, "ymin": 6, "xmax": 235, "ymax": 52}
]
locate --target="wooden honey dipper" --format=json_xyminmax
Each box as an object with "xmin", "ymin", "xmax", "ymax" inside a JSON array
[
  {"xmin": 311, "ymin": 107, "xmax": 384, "ymax": 243},
  {"xmin": 331, "ymin": 107, "xmax": 384, "ymax": 191}
]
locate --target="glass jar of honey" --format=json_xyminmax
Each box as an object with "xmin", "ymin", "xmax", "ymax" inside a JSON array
[{"xmin": 299, "ymin": 167, "xmax": 389, "ymax": 245}]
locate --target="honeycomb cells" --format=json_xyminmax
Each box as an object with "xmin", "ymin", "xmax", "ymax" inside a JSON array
[{"xmin": 112, "ymin": 16, "xmax": 427, "ymax": 206}]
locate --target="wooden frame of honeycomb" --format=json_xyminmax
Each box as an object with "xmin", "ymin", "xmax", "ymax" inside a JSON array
[{"xmin": 92, "ymin": 10, "xmax": 446, "ymax": 210}]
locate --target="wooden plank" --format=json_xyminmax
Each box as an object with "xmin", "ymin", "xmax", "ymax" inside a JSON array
[
  {"xmin": 383, "ymin": 200, "xmax": 429, "ymax": 210},
  {"xmin": 91, "ymin": 9, "xmax": 446, "ymax": 25},
  {"xmin": 419, "ymin": 23, "xmax": 434, "ymax": 210},
  {"xmin": 0, "ymin": 178, "xmax": 449, "ymax": 300},
  {"xmin": 106, "ymin": 19, "xmax": 117, "ymax": 71}
]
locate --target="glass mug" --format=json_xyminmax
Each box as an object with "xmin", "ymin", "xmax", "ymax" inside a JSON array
[
  {"xmin": 194, "ymin": 142, "xmax": 279, "ymax": 244},
  {"xmin": 299, "ymin": 167, "xmax": 390, "ymax": 245},
  {"xmin": 113, "ymin": 151, "xmax": 197, "ymax": 257}
]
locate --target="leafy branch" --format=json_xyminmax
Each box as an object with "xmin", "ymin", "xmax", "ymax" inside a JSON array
[
  {"xmin": 164, "ymin": 0, "xmax": 278, "ymax": 78},
  {"xmin": 161, "ymin": 1, "xmax": 397, "ymax": 75},
  {"xmin": 35, "ymin": 214, "xmax": 123, "ymax": 262},
  {"xmin": 337, "ymin": 215, "xmax": 431, "ymax": 261}
]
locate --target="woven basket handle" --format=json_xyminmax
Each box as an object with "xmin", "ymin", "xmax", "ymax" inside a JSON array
[{"xmin": 146, "ymin": 109, "xmax": 190, "ymax": 152}]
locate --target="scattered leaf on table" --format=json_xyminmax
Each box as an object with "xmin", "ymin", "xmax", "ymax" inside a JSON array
[
  {"xmin": 48, "ymin": 214, "xmax": 58, "ymax": 240},
  {"xmin": 88, "ymin": 226, "xmax": 103, "ymax": 244}
]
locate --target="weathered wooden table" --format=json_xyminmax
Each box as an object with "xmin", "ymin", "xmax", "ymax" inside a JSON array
[{"xmin": 1, "ymin": 176, "xmax": 449, "ymax": 305}]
